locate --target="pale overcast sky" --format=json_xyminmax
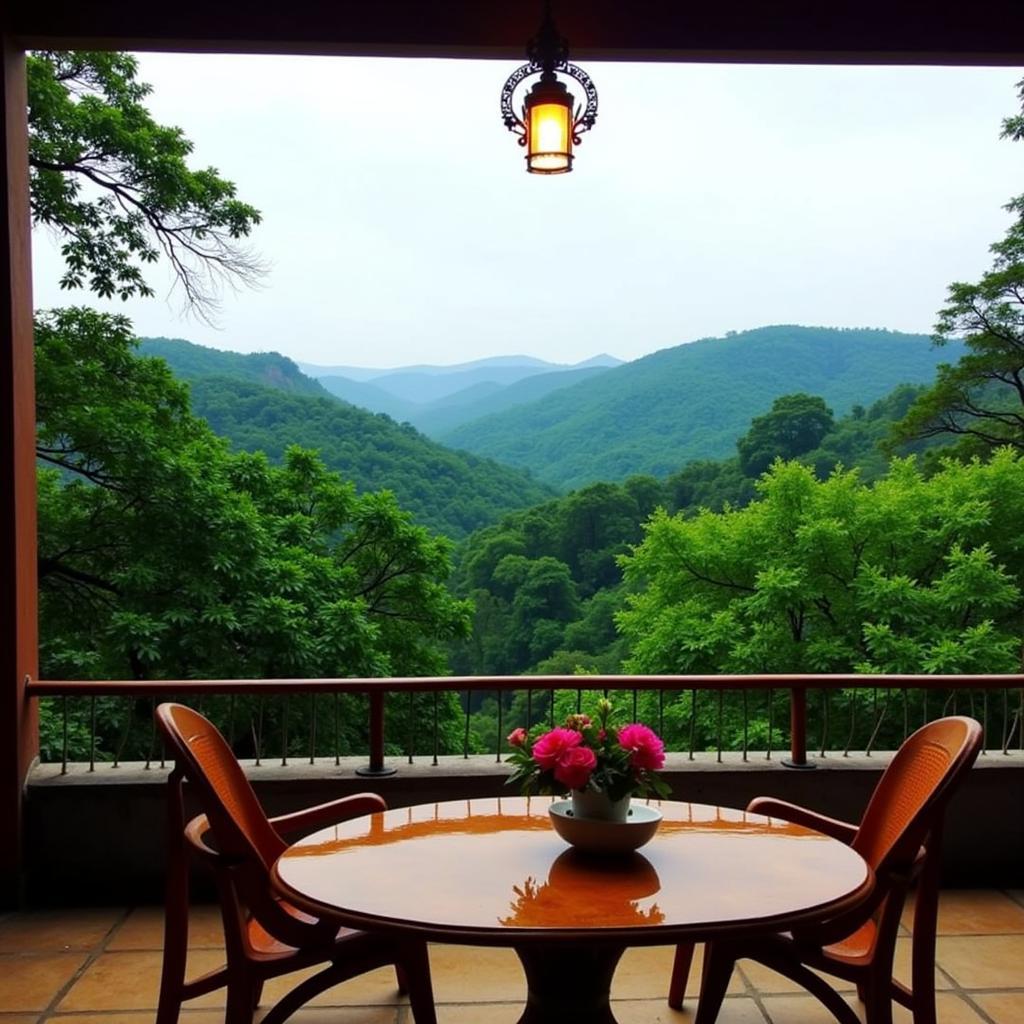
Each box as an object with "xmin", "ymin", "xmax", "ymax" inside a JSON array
[{"xmin": 30, "ymin": 55, "xmax": 1024, "ymax": 368}]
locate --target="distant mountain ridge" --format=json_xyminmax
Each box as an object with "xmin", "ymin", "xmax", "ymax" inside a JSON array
[
  {"xmin": 303, "ymin": 352, "xmax": 623, "ymax": 434},
  {"xmin": 136, "ymin": 336, "xmax": 556, "ymax": 539},
  {"xmin": 440, "ymin": 325, "xmax": 962, "ymax": 490},
  {"xmin": 298, "ymin": 353, "xmax": 623, "ymax": 380}
]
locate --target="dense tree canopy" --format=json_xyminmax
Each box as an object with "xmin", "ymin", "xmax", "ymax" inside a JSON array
[
  {"xmin": 736, "ymin": 393, "xmax": 834, "ymax": 476},
  {"xmin": 37, "ymin": 308, "xmax": 471, "ymax": 682},
  {"xmin": 897, "ymin": 79, "xmax": 1024, "ymax": 453},
  {"xmin": 619, "ymin": 454, "xmax": 1024, "ymax": 676},
  {"xmin": 29, "ymin": 51, "xmax": 263, "ymax": 315}
]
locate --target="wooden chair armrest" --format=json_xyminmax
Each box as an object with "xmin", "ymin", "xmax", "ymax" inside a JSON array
[
  {"xmin": 270, "ymin": 792, "xmax": 387, "ymax": 837},
  {"xmin": 747, "ymin": 796, "xmax": 858, "ymax": 845},
  {"xmin": 184, "ymin": 814, "xmax": 223, "ymax": 864}
]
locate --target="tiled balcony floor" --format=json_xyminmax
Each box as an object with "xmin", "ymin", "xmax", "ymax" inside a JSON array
[{"xmin": 0, "ymin": 890, "xmax": 1022, "ymax": 1023}]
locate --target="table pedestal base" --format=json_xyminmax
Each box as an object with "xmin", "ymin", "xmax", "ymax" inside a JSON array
[{"xmin": 513, "ymin": 943, "xmax": 625, "ymax": 1024}]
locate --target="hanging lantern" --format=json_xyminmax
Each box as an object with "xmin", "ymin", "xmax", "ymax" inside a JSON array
[{"xmin": 501, "ymin": 3, "xmax": 598, "ymax": 174}]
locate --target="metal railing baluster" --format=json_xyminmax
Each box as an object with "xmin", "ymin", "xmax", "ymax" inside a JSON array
[
  {"xmin": 865, "ymin": 689, "xmax": 888, "ymax": 757},
  {"xmin": 309, "ymin": 693, "xmax": 317, "ymax": 765},
  {"xmin": 496, "ymin": 690, "xmax": 503, "ymax": 763},
  {"xmin": 688, "ymin": 688, "xmax": 697, "ymax": 761},
  {"xmin": 432, "ymin": 691, "xmax": 439, "ymax": 767},
  {"xmin": 280, "ymin": 694, "xmax": 289, "ymax": 767},
  {"xmin": 408, "ymin": 691, "xmax": 415, "ymax": 765},
  {"xmin": 333, "ymin": 693, "xmax": 340, "ymax": 767},
  {"xmin": 742, "ymin": 689, "xmax": 748, "ymax": 762},
  {"xmin": 89, "ymin": 696, "xmax": 96, "ymax": 772},
  {"xmin": 254, "ymin": 697, "xmax": 264, "ymax": 767},
  {"xmin": 716, "ymin": 690, "xmax": 723, "ymax": 764},
  {"xmin": 819, "ymin": 690, "xmax": 829, "ymax": 759},
  {"xmin": 61, "ymin": 696, "xmax": 69, "ymax": 775}
]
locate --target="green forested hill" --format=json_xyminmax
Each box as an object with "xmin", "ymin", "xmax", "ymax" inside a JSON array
[
  {"xmin": 413, "ymin": 365, "xmax": 611, "ymax": 437},
  {"xmin": 138, "ymin": 337, "xmax": 556, "ymax": 537},
  {"xmin": 139, "ymin": 337, "xmax": 329, "ymax": 397},
  {"xmin": 185, "ymin": 376, "xmax": 556, "ymax": 539},
  {"xmin": 441, "ymin": 326, "xmax": 963, "ymax": 489}
]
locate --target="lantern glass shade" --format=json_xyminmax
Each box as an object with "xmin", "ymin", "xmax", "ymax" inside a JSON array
[{"xmin": 525, "ymin": 79, "xmax": 573, "ymax": 173}]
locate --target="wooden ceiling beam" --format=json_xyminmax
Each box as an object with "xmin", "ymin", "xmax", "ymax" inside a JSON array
[{"xmin": 3, "ymin": 0, "xmax": 1024, "ymax": 65}]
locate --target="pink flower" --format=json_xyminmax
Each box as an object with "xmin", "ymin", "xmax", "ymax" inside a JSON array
[
  {"xmin": 618, "ymin": 723, "xmax": 665, "ymax": 771},
  {"xmin": 554, "ymin": 746, "xmax": 597, "ymax": 790},
  {"xmin": 507, "ymin": 727, "xmax": 527, "ymax": 748},
  {"xmin": 531, "ymin": 727, "xmax": 583, "ymax": 770}
]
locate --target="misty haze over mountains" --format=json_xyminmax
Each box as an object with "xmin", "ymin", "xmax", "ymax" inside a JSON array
[{"xmin": 142, "ymin": 324, "xmax": 958, "ymax": 496}]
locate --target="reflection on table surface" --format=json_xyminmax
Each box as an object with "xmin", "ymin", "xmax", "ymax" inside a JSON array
[{"xmin": 275, "ymin": 797, "xmax": 870, "ymax": 935}]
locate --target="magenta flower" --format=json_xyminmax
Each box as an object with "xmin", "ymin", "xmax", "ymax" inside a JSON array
[
  {"xmin": 531, "ymin": 727, "xmax": 583, "ymax": 770},
  {"xmin": 553, "ymin": 746, "xmax": 597, "ymax": 790},
  {"xmin": 618, "ymin": 723, "xmax": 665, "ymax": 771},
  {"xmin": 507, "ymin": 727, "xmax": 527, "ymax": 748}
]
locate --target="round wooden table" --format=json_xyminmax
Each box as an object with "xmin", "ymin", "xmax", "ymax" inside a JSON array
[{"xmin": 273, "ymin": 797, "xmax": 873, "ymax": 1024}]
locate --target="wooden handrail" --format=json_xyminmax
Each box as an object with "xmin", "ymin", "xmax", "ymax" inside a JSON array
[
  {"xmin": 25, "ymin": 673, "xmax": 1024, "ymax": 697},
  {"xmin": 26, "ymin": 674, "xmax": 1024, "ymax": 773}
]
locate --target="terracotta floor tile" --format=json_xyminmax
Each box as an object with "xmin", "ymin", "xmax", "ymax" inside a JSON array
[
  {"xmin": 972, "ymin": 991, "xmax": 1024, "ymax": 1024},
  {"xmin": 56, "ymin": 949, "xmax": 226, "ymax": 1011},
  {"xmin": 737, "ymin": 959, "xmax": 855, "ymax": 996},
  {"xmin": 902, "ymin": 890, "xmax": 1024, "ymax": 935},
  {"xmin": 433, "ymin": 1003, "xmax": 521, "ymax": 1024},
  {"xmin": 761, "ymin": 992, "xmax": 984, "ymax": 1024},
  {"xmin": 892, "ymin": 993, "xmax": 987, "ymax": 1024},
  {"xmin": 610, "ymin": 998, "xmax": 696, "ymax": 1023},
  {"xmin": 51, "ymin": 1016, "xmax": 185, "ymax": 1024},
  {"xmin": 0, "ymin": 953, "xmax": 87, "ymax": 1011},
  {"xmin": 614, "ymin": 945, "xmax": 744, "ymax": 1001},
  {"xmin": 50, "ymin": 1015, "xmax": 253, "ymax": 1024},
  {"xmin": 736, "ymin": 936, "xmax": 949, "ymax": 996},
  {"xmin": 692, "ymin": 997, "xmax": 764, "ymax": 1023},
  {"xmin": 260, "ymin": 962, "xmax": 409, "ymax": 1009},
  {"xmin": 426, "ymin": 945, "xmax": 525, "ymax": 1004},
  {"xmin": 0, "ymin": 909, "xmax": 120, "ymax": 953},
  {"xmin": 258, "ymin": 1009, "xmax": 399, "ymax": 1024},
  {"xmin": 761, "ymin": 995, "xmax": 848, "ymax": 1024},
  {"xmin": 936, "ymin": 935, "xmax": 1024, "ymax": 989},
  {"xmin": 0, "ymin": 1016, "xmax": 41, "ymax": 1024},
  {"xmin": 109, "ymin": 905, "xmax": 224, "ymax": 951}
]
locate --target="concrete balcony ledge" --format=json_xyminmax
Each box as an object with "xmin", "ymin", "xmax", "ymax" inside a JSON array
[{"xmin": 25, "ymin": 753, "xmax": 1024, "ymax": 903}]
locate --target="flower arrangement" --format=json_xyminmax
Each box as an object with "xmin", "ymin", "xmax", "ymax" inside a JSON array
[{"xmin": 506, "ymin": 698, "xmax": 671, "ymax": 803}]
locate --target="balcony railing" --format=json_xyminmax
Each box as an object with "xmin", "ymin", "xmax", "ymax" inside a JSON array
[{"xmin": 26, "ymin": 675, "xmax": 1024, "ymax": 776}]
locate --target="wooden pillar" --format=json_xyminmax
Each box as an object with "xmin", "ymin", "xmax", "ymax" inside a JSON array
[{"xmin": 0, "ymin": 39, "xmax": 37, "ymax": 908}]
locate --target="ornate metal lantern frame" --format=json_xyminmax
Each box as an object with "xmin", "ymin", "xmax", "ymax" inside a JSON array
[{"xmin": 500, "ymin": 3, "xmax": 599, "ymax": 173}]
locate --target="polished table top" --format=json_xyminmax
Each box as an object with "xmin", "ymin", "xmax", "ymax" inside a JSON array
[{"xmin": 273, "ymin": 798, "xmax": 872, "ymax": 945}]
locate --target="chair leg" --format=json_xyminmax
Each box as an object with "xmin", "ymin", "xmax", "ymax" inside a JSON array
[
  {"xmin": 225, "ymin": 975, "xmax": 257, "ymax": 1024},
  {"xmin": 910, "ymin": 859, "xmax": 941, "ymax": 1024},
  {"xmin": 155, "ymin": 938, "xmax": 186, "ymax": 1024},
  {"xmin": 395, "ymin": 962, "xmax": 409, "ymax": 995},
  {"xmin": 694, "ymin": 943, "xmax": 735, "ymax": 1024},
  {"xmin": 157, "ymin": 769, "xmax": 189, "ymax": 1024},
  {"xmin": 862, "ymin": 977, "xmax": 894, "ymax": 1024},
  {"xmin": 398, "ymin": 941, "xmax": 437, "ymax": 1024},
  {"xmin": 251, "ymin": 979, "xmax": 264, "ymax": 1011},
  {"xmin": 668, "ymin": 943, "xmax": 695, "ymax": 1010}
]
